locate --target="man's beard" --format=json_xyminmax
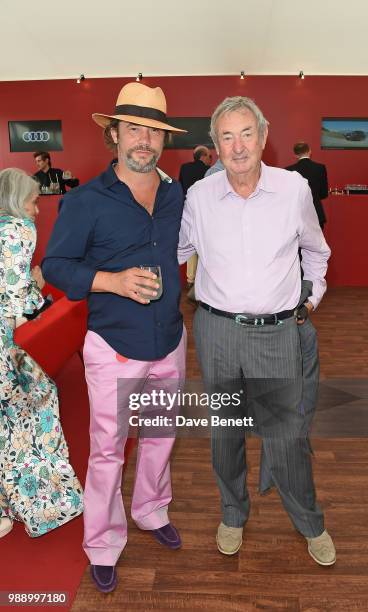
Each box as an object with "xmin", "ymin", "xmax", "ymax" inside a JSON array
[{"xmin": 125, "ymin": 145, "xmax": 160, "ymax": 173}]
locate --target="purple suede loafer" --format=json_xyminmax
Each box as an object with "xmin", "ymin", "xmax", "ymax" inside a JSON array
[
  {"xmin": 90, "ymin": 565, "xmax": 117, "ymax": 593},
  {"xmin": 151, "ymin": 523, "xmax": 182, "ymax": 549}
]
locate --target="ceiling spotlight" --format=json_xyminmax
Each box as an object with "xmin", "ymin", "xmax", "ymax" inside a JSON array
[
  {"xmin": 299, "ymin": 70, "xmax": 305, "ymax": 80},
  {"xmin": 136, "ymin": 72, "xmax": 143, "ymax": 82},
  {"xmin": 240, "ymin": 71, "xmax": 245, "ymax": 80},
  {"xmin": 77, "ymin": 74, "xmax": 85, "ymax": 84}
]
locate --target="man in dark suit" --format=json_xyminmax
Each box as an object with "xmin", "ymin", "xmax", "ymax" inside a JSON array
[
  {"xmin": 286, "ymin": 142, "xmax": 328, "ymax": 230},
  {"xmin": 178, "ymin": 145, "xmax": 212, "ymax": 195}
]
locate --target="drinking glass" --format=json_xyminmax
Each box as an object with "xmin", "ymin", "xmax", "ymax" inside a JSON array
[
  {"xmin": 49, "ymin": 182, "xmax": 60, "ymax": 194},
  {"xmin": 138, "ymin": 265, "xmax": 163, "ymax": 300}
]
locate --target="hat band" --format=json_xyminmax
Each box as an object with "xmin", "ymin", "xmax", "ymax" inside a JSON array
[{"xmin": 114, "ymin": 104, "xmax": 167, "ymax": 123}]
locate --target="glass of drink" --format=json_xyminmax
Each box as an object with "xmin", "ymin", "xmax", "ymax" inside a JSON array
[
  {"xmin": 49, "ymin": 181, "xmax": 60, "ymax": 194},
  {"xmin": 139, "ymin": 265, "xmax": 163, "ymax": 301}
]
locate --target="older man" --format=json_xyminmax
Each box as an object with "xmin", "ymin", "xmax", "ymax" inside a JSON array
[
  {"xmin": 42, "ymin": 82, "xmax": 187, "ymax": 592},
  {"xmin": 178, "ymin": 96, "xmax": 335, "ymax": 566}
]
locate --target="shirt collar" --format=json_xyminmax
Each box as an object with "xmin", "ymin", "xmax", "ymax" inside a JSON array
[
  {"xmin": 156, "ymin": 167, "xmax": 173, "ymax": 183},
  {"xmin": 101, "ymin": 161, "xmax": 172, "ymax": 188},
  {"xmin": 219, "ymin": 161, "xmax": 277, "ymax": 199},
  {"xmin": 257, "ymin": 162, "xmax": 278, "ymax": 193},
  {"xmin": 101, "ymin": 162, "xmax": 119, "ymax": 188}
]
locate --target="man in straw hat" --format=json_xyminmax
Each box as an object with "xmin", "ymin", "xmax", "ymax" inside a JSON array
[{"xmin": 43, "ymin": 82, "xmax": 187, "ymax": 593}]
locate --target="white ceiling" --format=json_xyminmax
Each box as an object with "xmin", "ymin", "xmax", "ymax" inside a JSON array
[{"xmin": 1, "ymin": 0, "xmax": 368, "ymax": 81}]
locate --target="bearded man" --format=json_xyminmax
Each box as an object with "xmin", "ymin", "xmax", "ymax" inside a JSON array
[{"xmin": 42, "ymin": 82, "xmax": 187, "ymax": 592}]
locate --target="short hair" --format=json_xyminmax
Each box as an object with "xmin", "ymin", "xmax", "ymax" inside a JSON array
[
  {"xmin": 210, "ymin": 96, "xmax": 269, "ymax": 146},
  {"xmin": 33, "ymin": 150, "xmax": 51, "ymax": 163},
  {"xmin": 293, "ymin": 142, "xmax": 310, "ymax": 156},
  {"xmin": 103, "ymin": 119, "xmax": 172, "ymax": 152},
  {"xmin": 193, "ymin": 146, "xmax": 208, "ymax": 161},
  {"xmin": 0, "ymin": 168, "xmax": 39, "ymax": 219}
]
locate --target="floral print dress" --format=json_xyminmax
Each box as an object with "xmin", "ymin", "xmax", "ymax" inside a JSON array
[{"xmin": 0, "ymin": 215, "xmax": 83, "ymax": 536}]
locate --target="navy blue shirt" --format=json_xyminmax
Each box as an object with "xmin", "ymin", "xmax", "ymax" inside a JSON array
[{"xmin": 42, "ymin": 163, "xmax": 184, "ymax": 361}]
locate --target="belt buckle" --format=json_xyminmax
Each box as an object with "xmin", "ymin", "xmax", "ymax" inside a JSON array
[
  {"xmin": 254, "ymin": 318, "xmax": 265, "ymax": 326},
  {"xmin": 235, "ymin": 314, "xmax": 249, "ymax": 326}
]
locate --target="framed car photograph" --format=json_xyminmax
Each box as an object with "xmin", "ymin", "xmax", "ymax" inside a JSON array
[{"xmin": 321, "ymin": 117, "xmax": 368, "ymax": 149}]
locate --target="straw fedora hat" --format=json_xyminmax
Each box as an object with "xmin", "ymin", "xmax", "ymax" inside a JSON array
[{"xmin": 92, "ymin": 82, "xmax": 186, "ymax": 133}]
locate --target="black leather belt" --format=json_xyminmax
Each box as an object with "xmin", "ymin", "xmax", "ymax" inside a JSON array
[{"xmin": 200, "ymin": 302, "xmax": 295, "ymax": 326}]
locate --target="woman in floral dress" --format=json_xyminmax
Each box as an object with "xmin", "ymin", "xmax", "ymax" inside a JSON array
[{"xmin": 0, "ymin": 168, "xmax": 83, "ymax": 538}]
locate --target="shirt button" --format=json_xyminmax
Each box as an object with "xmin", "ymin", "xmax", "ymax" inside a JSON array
[
  {"xmin": 157, "ymin": 322, "xmax": 161, "ymax": 327},
  {"xmin": 153, "ymin": 241, "xmax": 157, "ymax": 246}
]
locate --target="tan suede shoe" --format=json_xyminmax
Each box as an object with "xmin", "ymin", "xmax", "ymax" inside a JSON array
[
  {"xmin": 216, "ymin": 522, "xmax": 243, "ymax": 555},
  {"xmin": 306, "ymin": 530, "xmax": 336, "ymax": 566}
]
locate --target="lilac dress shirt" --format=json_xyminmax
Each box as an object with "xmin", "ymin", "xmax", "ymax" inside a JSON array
[{"xmin": 178, "ymin": 162, "xmax": 331, "ymax": 314}]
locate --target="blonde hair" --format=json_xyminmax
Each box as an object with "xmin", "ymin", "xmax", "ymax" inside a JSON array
[{"xmin": 0, "ymin": 168, "xmax": 39, "ymax": 219}]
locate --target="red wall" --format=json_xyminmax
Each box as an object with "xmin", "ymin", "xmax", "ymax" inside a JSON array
[
  {"xmin": 324, "ymin": 195, "xmax": 368, "ymax": 286},
  {"xmin": 2, "ymin": 75, "xmax": 368, "ymax": 185},
  {"xmin": 1, "ymin": 75, "xmax": 368, "ymax": 286}
]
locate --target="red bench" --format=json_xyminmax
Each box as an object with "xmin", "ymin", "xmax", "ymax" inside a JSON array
[{"xmin": 14, "ymin": 291, "xmax": 88, "ymax": 379}]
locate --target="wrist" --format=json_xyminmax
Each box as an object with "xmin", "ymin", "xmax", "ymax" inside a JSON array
[
  {"xmin": 304, "ymin": 301, "xmax": 314, "ymax": 313},
  {"xmin": 91, "ymin": 270, "xmax": 114, "ymax": 293}
]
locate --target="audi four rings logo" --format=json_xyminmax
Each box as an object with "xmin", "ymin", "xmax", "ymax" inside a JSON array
[{"xmin": 22, "ymin": 131, "xmax": 50, "ymax": 143}]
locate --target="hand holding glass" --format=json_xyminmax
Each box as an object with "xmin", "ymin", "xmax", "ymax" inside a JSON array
[{"xmin": 138, "ymin": 265, "xmax": 163, "ymax": 301}]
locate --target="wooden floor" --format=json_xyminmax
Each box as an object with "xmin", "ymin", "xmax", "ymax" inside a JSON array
[{"xmin": 71, "ymin": 287, "xmax": 368, "ymax": 612}]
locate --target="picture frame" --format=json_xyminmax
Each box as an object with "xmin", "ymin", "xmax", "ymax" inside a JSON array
[{"xmin": 321, "ymin": 117, "xmax": 368, "ymax": 150}]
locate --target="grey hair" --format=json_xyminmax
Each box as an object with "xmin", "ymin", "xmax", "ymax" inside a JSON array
[
  {"xmin": 210, "ymin": 96, "xmax": 269, "ymax": 146},
  {"xmin": 0, "ymin": 168, "xmax": 39, "ymax": 219}
]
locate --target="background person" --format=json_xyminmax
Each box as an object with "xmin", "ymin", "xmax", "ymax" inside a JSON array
[
  {"xmin": 205, "ymin": 156, "xmax": 224, "ymax": 177},
  {"xmin": 0, "ymin": 168, "xmax": 83, "ymax": 539},
  {"xmin": 286, "ymin": 142, "xmax": 328, "ymax": 230},
  {"xmin": 179, "ymin": 145, "xmax": 212, "ymax": 298},
  {"xmin": 33, "ymin": 151, "xmax": 79, "ymax": 195},
  {"xmin": 178, "ymin": 145, "xmax": 212, "ymax": 196}
]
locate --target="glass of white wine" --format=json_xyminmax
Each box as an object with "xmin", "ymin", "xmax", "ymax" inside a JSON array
[{"xmin": 138, "ymin": 265, "xmax": 162, "ymax": 301}]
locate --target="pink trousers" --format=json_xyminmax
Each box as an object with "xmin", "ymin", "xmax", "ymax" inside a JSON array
[{"xmin": 82, "ymin": 329, "xmax": 187, "ymax": 565}]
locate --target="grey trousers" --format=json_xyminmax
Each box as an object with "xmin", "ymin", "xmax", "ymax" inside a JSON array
[
  {"xmin": 259, "ymin": 280, "xmax": 319, "ymax": 493},
  {"xmin": 193, "ymin": 306, "xmax": 324, "ymax": 538}
]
